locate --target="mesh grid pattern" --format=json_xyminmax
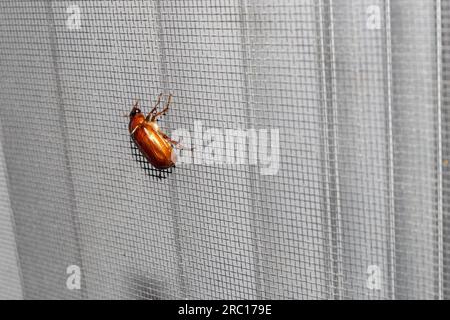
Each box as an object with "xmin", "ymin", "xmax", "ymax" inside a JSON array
[
  {"xmin": 0, "ymin": 122, "xmax": 22, "ymax": 300},
  {"xmin": 0, "ymin": 0, "xmax": 448, "ymax": 299}
]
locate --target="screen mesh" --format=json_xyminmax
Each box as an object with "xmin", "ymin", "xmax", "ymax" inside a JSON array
[{"xmin": 0, "ymin": 0, "xmax": 448, "ymax": 299}]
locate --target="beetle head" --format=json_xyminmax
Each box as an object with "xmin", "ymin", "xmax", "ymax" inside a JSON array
[{"xmin": 129, "ymin": 106, "xmax": 142, "ymax": 118}]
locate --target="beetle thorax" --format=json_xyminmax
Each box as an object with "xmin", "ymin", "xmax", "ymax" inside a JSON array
[{"xmin": 128, "ymin": 114, "xmax": 145, "ymax": 133}]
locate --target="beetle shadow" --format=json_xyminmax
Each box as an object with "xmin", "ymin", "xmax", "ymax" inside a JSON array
[
  {"xmin": 125, "ymin": 272, "xmax": 167, "ymax": 300},
  {"xmin": 129, "ymin": 137, "xmax": 173, "ymax": 179}
]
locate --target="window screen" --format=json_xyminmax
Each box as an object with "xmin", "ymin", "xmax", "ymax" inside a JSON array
[{"xmin": 0, "ymin": 0, "xmax": 448, "ymax": 299}]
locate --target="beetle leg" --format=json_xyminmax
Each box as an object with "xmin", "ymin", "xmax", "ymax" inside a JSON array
[
  {"xmin": 151, "ymin": 94, "xmax": 172, "ymax": 121},
  {"xmin": 146, "ymin": 93, "xmax": 163, "ymax": 121},
  {"xmin": 171, "ymin": 141, "xmax": 193, "ymax": 151},
  {"xmin": 160, "ymin": 131, "xmax": 193, "ymax": 151}
]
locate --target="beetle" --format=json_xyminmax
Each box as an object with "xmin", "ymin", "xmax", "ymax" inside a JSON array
[{"xmin": 127, "ymin": 93, "xmax": 183, "ymax": 170}]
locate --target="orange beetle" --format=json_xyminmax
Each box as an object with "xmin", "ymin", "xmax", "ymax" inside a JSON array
[{"xmin": 128, "ymin": 93, "xmax": 181, "ymax": 170}]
